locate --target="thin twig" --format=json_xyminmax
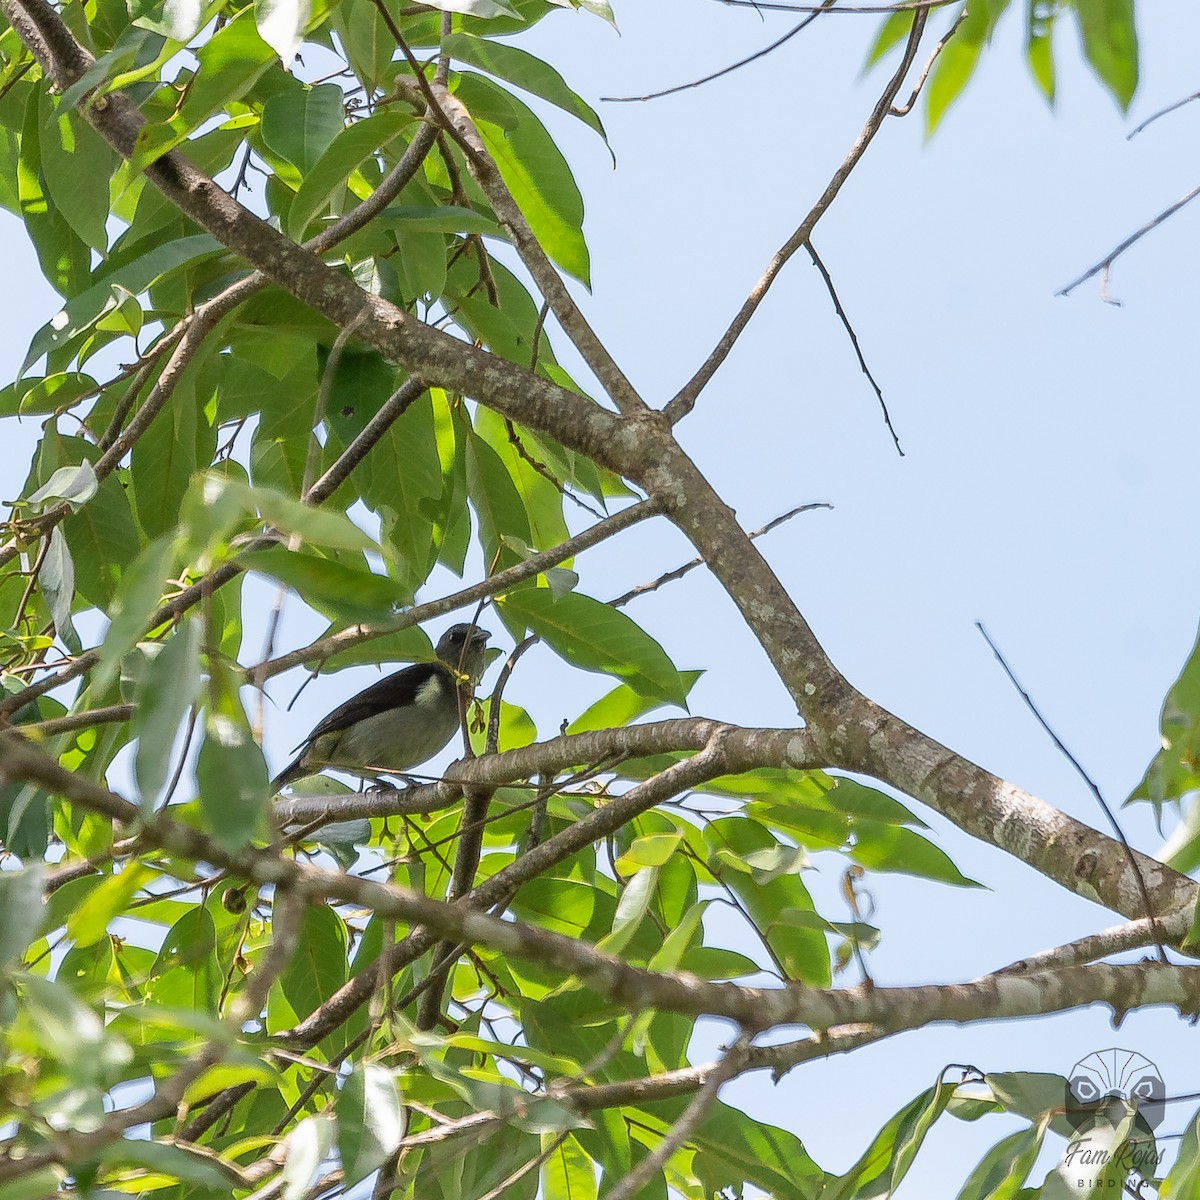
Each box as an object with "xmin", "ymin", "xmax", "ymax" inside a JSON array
[
  {"xmin": 888, "ymin": 5, "xmax": 967, "ymax": 115},
  {"xmin": 602, "ymin": 1036, "xmax": 752, "ymax": 1200},
  {"xmin": 665, "ymin": 6, "xmax": 929, "ymax": 422},
  {"xmin": 1127, "ymin": 90, "xmax": 1200, "ymax": 139},
  {"xmin": 307, "ymin": 376, "xmax": 427, "ymax": 502},
  {"xmin": 805, "ymin": 241, "xmax": 902, "ymax": 455},
  {"xmin": 1057, "ymin": 182, "xmax": 1200, "ymax": 297},
  {"xmin": 250, "ymin": 499, "xmax": 660, "ymax": 684},
  {"xmin": 712, "ymin": 0, "xmax": 957, "ymax": 12},
  {"xmin": 504, "ymin": 419, "xmax": 605, "ymax": 519},
  {"xmin": 609, "ymin": 502, "xmax": 831, "ymax": 607},
  {"xmin": 602, "ymin": 2, "xmax": 834, "ymax": 104},
  {"xmin": 976, "ymin": 622, "xmax": 1168, "ymax": 964}
]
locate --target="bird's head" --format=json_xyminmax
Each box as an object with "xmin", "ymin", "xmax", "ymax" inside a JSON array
[{"xmin": 435, "ymin": 623, "xmax": 492, "ymax": 683}]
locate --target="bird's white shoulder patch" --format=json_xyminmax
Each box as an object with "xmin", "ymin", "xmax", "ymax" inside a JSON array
[{"xmin": 415, "ymin": 676, "xmax": 444, "ymax": 705}]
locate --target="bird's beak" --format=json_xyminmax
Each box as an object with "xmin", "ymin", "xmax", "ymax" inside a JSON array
[{"xmin": 471, "ymin": 628, "xmax": 491, "ymax": 644}]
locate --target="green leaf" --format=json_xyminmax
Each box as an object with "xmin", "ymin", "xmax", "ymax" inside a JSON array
[
  {"xmin": 1131, "ymin": 620, "xmax": 1200, "ymax": 815},
  {"xmin": 130, "ymin": 367, "xmax": 203, "ymax": 540},
  {"xmin": 336, "ymin": 1064, "xmax": 407, "ymax": 1186},
  {"xmin": 543, "ymin": 1134, "xmax": 598, "ymax": 1200},
  {"xmin": 66, "ymin": 863, "xmax": 155, "ymax": 948},
  {"xmin": 1026, "ymin": 0, "xmax": 1057, "ymax": 102},
  {"xmin": 466, "ymin": 425, "xmax": 532, "ymax": 576},
  {"xmin": 850, "ymin": 821, "xmax": 981, "ymax": 887},
  {"xmin": 95, "ymin": 1138, "xmax": 236, "ymax": 1189},
  {"xmin": 954, "ymin": 1123, "xmax": 1045, "ymax": 1200},
  {"xmin": 128, "ymin": 12, "xmax": 277, "ymax": 172},
  {"xmin": 14, "ymin": 973, "xmax": 132, "ymax": 1080},
  {"xmin": 614, "ymin": 832, "xmax": 682, "ymax": 873},
  {"xmin": 864, "ymin": 10, "xmax": 916, "ymax": 68},
  {"xmin": 133, "ymin": 615, "xmax": 202, "ymax": 810},
  {"xmin": 261, "ymin": 83, "xmax": 345, "ymax": 175},
  {"xmin": 424, "ymin": 0, "xmax": 519, "ymax": 17},
  {"xmin": 926, "ymin": 8, "xmax": 985, "ymax": 134},
  {"xmin": 692, "ymin": 1101, "xmax": 825, "ymax": 1200},
  {"xmin": 195, "ymin": 664, "xmax": 271, "ymax": 853},
  {"xmin": 22, "ymin": 234, "xmax": 221, "ymax": 374},
  {"xmin": 498, "ymin": 587, "xmax": 687, "ymax": 707},
  {"xmin": 0, "ymin": 1168, "xmax": 65, "ymax": 1198},
  {"xmin": 279, "ymin": 905, "xmax": 348, "ymax": 1024},
  {"xmin": 91, "ymin": 535, "xmax": 177, "ymax": 695},
  {"xmin": 28, "ymin": 461, "xmax": 98, "ymax": 509},
  {"xmin": 257, "ymin": 0, "xmax": 313, "ymax": 68},
  {"xmin": 303, "ymin": 622, "xmax": 434, "ymax": 672},
  {"xmin": 567, "ymin": 671, "xmax": 703, "ymax": 734},
  {"xmin": 0, "ymin": 373, "xmax": 98, "ymax": 417},
  {"xmin": 443, "ymin": 33, "xmax": 610, "ymax": 152},
  {"xmin": 825, "ymin": 1081, "xmax": 955, "ymax": 1199},
  {"xmin": 596, "ymin": 865, "xmax": 657, "ymax": 955},
  {"xmin": 287, "ymin": 109, "xmax": 412, "ymax": 239},
  {"xmin": 18, "ymin": 86, "xmax": 91, "ymax": 298},
  {"xmin": 131, "ymin": 0, "xmax": 208, "ymax": 41},
  {"xmin": 0, "ymin": 866, "xmax": 44, "ymax": 974},
  {"xmin": 703, "ymin": 816, "xmax": 829, "ymax": 985},
  {"xmin": 38, "ymin": 91, "xmax": 116, "ymax": 251},
  {"xmin": 1074, "ymin": 0, "xmax": 1138, "ymax": 110},
  {"xmin": 985, "ymin": 1071, "xmax": 1078, "ymax": 1139},
  {"xmin": 206, "ymin": 474, "xmax": 379, "ymax": 552},
  {"xmin": 384, "ymin": 204, "xmax": 500, "ymax": 235},
  {"xmin": 281, "ymin": 1115, "xmax": 335, "ymax": 1200},
  {"xmin": 239, "ymin": 545, "xmax": 400, "ymax": 625},
  {"xmin": 1163, "ymin": 1107, "xmax": 1200, "ymax": 1197},
  {"xmin": 40, "ymin": 529, "xmax": 81, "ymax": 654},
  {"xmin": 331, "ymin": 0, "xmax": 394, "ymax": 93},
  {"xmin": 454, "ymin": 72, "xmax": 590, "ymax": 285},
  {"xmin": 476, "ymin": 408, "xmax": 569, "ymax": 553}
]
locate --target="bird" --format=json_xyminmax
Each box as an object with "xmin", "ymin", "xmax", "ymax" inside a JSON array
[{"xmin": 271, "ymin": 623, "xmax": 492, "ymax": 791}]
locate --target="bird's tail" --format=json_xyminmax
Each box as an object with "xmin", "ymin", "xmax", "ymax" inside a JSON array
[{"xmin": 271, "ymin": 754, "xmax": 308, "ymax": 792}]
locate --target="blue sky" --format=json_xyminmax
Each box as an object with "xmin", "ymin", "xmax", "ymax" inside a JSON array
[{"xmin": 4, "ymin": 0, "xmax": 1200, "ymax": 1190}]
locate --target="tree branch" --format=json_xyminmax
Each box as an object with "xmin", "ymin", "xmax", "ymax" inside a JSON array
[{"xmin": 664, "ymin": 5, "xmax": 929, "ymax": 422}]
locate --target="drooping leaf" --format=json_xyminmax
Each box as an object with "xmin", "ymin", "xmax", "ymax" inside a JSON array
[
  {"xmin": 454, "ymin": 72, "xmax": 590, "ymax": 285},
  {"xmin": 1073, "ymin": 0, "xmax": 1138, "ymax": 110},
  {"xmin": 132, "ymin": 615, "xmax": 203, "ymax": 810},
  {"xmin": 336, "ymin": 1064, "xmax": 407, "ymax": 1186},
  {"xmin": 443, "ymin": 33, "xmax": 610, "ymax": 151},
  {"xmin": 257, "ymin": 0, "xmax": 314, "ymax": 68}
]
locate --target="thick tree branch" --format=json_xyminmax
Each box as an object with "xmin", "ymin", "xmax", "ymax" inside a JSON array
[
  {"xmin": 274, "ymin": 718, "xmax": 819, "ymax": 824},
  {"xmin": 4, "ymin": 732, "xmax": 1199, "ymax": 1059}
]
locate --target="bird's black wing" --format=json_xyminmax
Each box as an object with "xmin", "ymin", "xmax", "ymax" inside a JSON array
[{"xmin": 293, "ymin": 661, "xmax": 450, "ymax": 749}]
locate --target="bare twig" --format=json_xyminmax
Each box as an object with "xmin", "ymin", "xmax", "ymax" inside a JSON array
[
  {"xmin": 308, "ymin": 376, "xmax": 427, "ymax": 501},
  {"xmin": 609, "ymin": 502, "xmax": 831, "ymax": 607},
  {"xmin": 1057, "ymin": 182, "xmax": 1200, "ymax": 296},
  {"xmin": 976, "ymin": 622, "xmax": 1168, "ymax": 964},
  {"xmin": 603, "ymin": 1037, "xmax": 751, "ymax": 1200},
  {"xmin": 1127, "ymin": 89, "xmax": 1200, "ymax": 139},
  {"xmin": 665, "ymin": 6, "xmax": 929, "ymax": 421},
  {"xmin": 888, "ymin": 5, "xmax": 968, "ymax": 115},
  {"xmin": 805, "ymin": 241, "xmax": 901, "ymax": 455},
  {"xmin": 712, "ymin": 0, "xmax": 957, "ymax": 12},
  {"xmin": 602, "ymin": 2, "xmax": 834, "ymax": 104},
  {"xmin": 251, "ymin": 499, "xmax": 660, "ymax": 684}
]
